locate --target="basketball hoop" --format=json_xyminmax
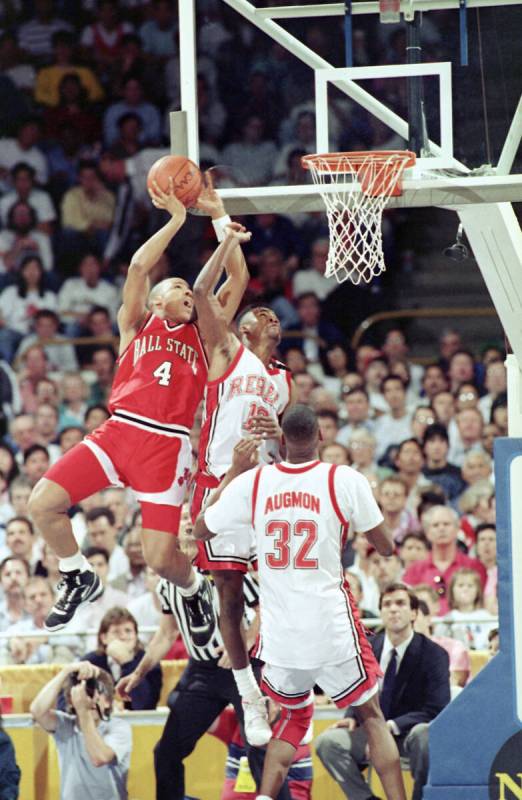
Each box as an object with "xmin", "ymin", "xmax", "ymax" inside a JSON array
[{"xmin": 301, "ymin": 150, "xmax": 416, "ymax": 285}]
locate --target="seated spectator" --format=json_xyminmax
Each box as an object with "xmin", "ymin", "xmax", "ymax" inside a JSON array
[
  {"xmin": 394, "ymin": 438, "xmax": 430, "ymax": 513},
  {"xmin": 411, "ymin": 405, "xmax": 436, "ymax": 444},
  {"xmin": 373, "ymin": 375, "xmax": 413, "ymax": 460},
  {"xmin": 35, "ymin": 540, "xmax": 61, "ymax": 587},
  {"xmin": 0, "ymin": 477, "xmax": 31, "ymax": 525},
  {"xmin": 316, "ymin": 409, "xmax": 339, "ymax": 445},
  {"xmin": 346, "ymin": 428, "xmax": 391, "ymax": 485},
  {"xmin": 4, "ymin": 515, "xmax": 37, "ymax": 570},
  {"xmin": 17, "ymin": 0, "xmax": 72, "ymax": 61},
  {"xmin": 454, "ymin": 381, "xmax": 480, "ymax": 414},
  {"xmin": 443, "ymin": 568, "xmax": 497, "ymax": 650},
  {"xmin": 45, "ymin": 125, "xmax": 82, "ymax": 200},
  {"xmin": 421, "ymin": 364, "xmax": 449, "ymax": 404},
  {"xmin": 34, "ymin": 29, "xmax": 103, "ymax": 107},
  {"xmin": 85, "ymin": 506, "xmax": 129, "ymax": 582},
  {"xmin": 15, "ymin": 309, "xmax": 78, "ymax": 372},
  {"xmin": 0, "ymin": 163, "xmax": 56, "ymax": 234},
  {"xmin": 490, "ymin": 392, "xmax": 508, "ymax": 435},
  {"xmin": 432, "ymin": 390, "xmax": 456, "ymax": 429},
  {"xmin": 101, "ymin": 487, "xmax": 132, "ymax": 538},
  {"xmin": 58, "ymin": 426, "xmax": 84, "ymax": 455},
  {"xmin": 0, "ymin": 116, "xmax": 48, "ymax": 186},
  {"xmin": 58, "ymin": 373, "xmax": 88, "ymax": 429},
  {"xmin": 84, "ymin": 403, "xmax": 110, "ymax": 434},
  {"xmin": 292, "ymin": 237, "xmax": 337, "ymax": 301},
  {"xmin": 368, "ymin": 547, "xmax": 404, "ymax": 593},
  {"xmin": 103, "ymin": 75, "xmax": 161, "ymax": 147},
  {"xmin": 4, "ymin": 575, "xmax": 81, "ymax": 663},
  {"xmin": 320, "ymin": 442, "xmax": 350, "ymax": 465},
  {"xmin": 362, "ymin": 355, "xmax": 390, "ymax": 414},
  {"xmin": 320, "ymin": 344, "xmax": 351, "ymax": 399},
  {"xmin": 378, "ymin": 475, "xmax": 419, "ymax": 545},
  {"xmin": 8, "ymin": 414, "xmax": 38, "ymax": 459},
  {"xmin": 345, "ymin": 530, "xmax": 380, "ymax": 613},
  {"xmin": 488, "ymin": 628, "xmax": 499, "ymax": 659},
  {"xmin": 139, "ymin": 0, "xmax": 177, "ymax": 60},
  {"xmin": 23, "ymin": 443, "xmax": 50, "ymax": 487},
  {"xmin": 475, "ymin": 522, "xmax": 497, "ymax": 615},
  {"xmin": 83, "ymin": 606, "xmax": 162, "ymax": 710},
  {"xmin": 75, "ymin": 546, "xmax": 129, "ymax": 638},
  {"xmin": 449, "ymin": 407, "xmax": 485, "ymax": 467},
  {"xmin": 80, "ymin": 0, "xmax": 134, "ymax": 70},
  {"xmin": 75, "ymin": 305, "xmax": 117, "ymax": 366},
  {"xmin": 112, "ymin": 524, "xmax": 147, "ymax": 600},
  {"xmin": 403, "ymin": 505, "xmax": 487, "ymax": 614},
  {"xmin": 382, "ymin": 328, "xmax": 423, "ymax": 395},
  {"xmin": 43, "ymin": 72, "xmax": 102, "ymax": 145},
  {"xmin": 283, "ymin": 292, "xmax": 344, "ymax": 368},
  {"xmin": 315, "ymin": 583, "xmax": 450, "ymax": 800},
  {"xmin": 399, "ymin": 532, "xmax": 429, "ymax": 571},
  {"xmin": 0, "ymin": 555, "xmax": 31, "ymax": 631},
  {"xmin": 293, "ymin": 371, "xmax": 317, "ymax": 405},
  {"xmin": 448, "ymin": 350, "xmax": 476, "ymax": 394},
  {"xmin": 58, "ymin": 253, "xmax": 119, "ymax": 329},
  {"xmin": 221, "ymin": 114, "xmax": 278, "ymax": 186},
  {"xmin": 0, "ymin": 200, "xmax": 53, "ymax": 274},
  {"xmin": 108, "ymin": 111, "xmax": 143, "ymax": 158},
  {"xmin": 481, "ymin": 421, "xmax": 501, "ymax": 458},
  {"xmin": 274, "ymin": 111, "xmax": 317, "ymax": 179},
  {"xmin": 422, "ymin": 423, "xmax": 466, "ymax": 502},
  {"xmin": 60, "ymin": 160, "xmax": 116, "ymax": 256},
  {"xmin": 479, "ymin": 359, "xmax": 506, "ymax": 422},
  {"xmin": 0, "ymin": 444, "xmax": 19, "ymax": 489},
  {"xmin": 244, "ymin": 214, "xmax": 301, "ymax": 269},
  {"xmin": 0, "ymin": 31, "xmax": 36, "ymax": 94},
  {"xmin": 461, "ymin": 450, "xmax": 493, "ymax": 486},
  {"xmin": 128, "ymin": 567, "xmax": 163, "ymax": 642},
  {"xmin": 30, "ymin": 662, "xmax": 131, "ymax": 799},
  {"xmin": 87, "ymin": 345, "xmax": 116, "ymax": 404},
  {"xmin": 414, "ymin": 598, "xmax": 471, "ymax": 688},
  {"xmin": 344, "ymin": 570, "xmax": 378, "ymax": 619},
  {"xmin": 336, "ymin": 388, "xmax": 374, "ymax": 446},
  {"xmin": 458, "ymin": 480, "xmax": 495, "ymax": 549},
  {"xmin": 18, "ymin": 345, "xmax": 54, "ymax": 415}
]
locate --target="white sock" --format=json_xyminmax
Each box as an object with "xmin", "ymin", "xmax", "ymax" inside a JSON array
[
  {"xmin": 256, "ymin": 795, "xmax": 273, "ymax": 799},
  {"xmin": 59, "ymin": 552, "xmax": 91, "ymax": 573},
  {"xmin": 177, "ymin": 568, "xmax": 202, "ymax": 597},
  {"xmin": 233, "ymin": 665, "xmax": 262, "ymax": 702}
]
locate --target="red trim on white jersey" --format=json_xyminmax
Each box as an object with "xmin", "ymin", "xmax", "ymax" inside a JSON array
[
  {"xmin": 328, "ymin": 464, "xmax": 349, "ymax": 527},
  {"xmin": 199, "ymin": 382, "xmax": 224, "ymax": 474},
  {"xmin": 251, "ymin": 466, "xmax": 263, "ymax": 527},
  {"xmin": 207, "ymin": 343, "xmax": 244, "ymax": 386},
  {"xmin": 275, "ymin": 460, "xmax": 321, "ymax": 475}
]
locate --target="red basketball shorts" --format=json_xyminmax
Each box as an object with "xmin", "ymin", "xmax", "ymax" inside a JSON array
[{"xmin": 44, "ymin": 418, "xmax": 192, "ymax": 533}]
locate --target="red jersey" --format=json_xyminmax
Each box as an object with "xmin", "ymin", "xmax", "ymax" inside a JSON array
[{"xmin": 109, "ymin": 313, "xmax": 208, "ymax": 431}]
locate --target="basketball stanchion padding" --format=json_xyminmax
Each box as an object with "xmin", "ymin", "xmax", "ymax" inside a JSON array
[{"xmin": 302, "ymin": 150, "xmax": 416, "ymax": 285}]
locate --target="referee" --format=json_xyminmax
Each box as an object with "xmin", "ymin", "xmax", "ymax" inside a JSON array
[{"xmin": 117, "ymin": 570, "xmax": 292, "ymax": 800}]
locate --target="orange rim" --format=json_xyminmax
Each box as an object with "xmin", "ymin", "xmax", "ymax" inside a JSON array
[{"xmin": 301, "ymin": 150, "xmax": 416, "ymax": 173}]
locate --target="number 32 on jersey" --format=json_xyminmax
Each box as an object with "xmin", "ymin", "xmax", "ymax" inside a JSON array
[{"xmin": 265, "ymin": 520, "xmax": 318, "ymax": 570}]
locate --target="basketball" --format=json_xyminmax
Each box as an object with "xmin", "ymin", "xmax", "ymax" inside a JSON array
[{"xmin": 147, "ymin": 155, "xmax": 203, "ymax": 208}]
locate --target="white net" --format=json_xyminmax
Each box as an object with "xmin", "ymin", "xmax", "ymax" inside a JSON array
[{"xmin": 302, "ymin": 151, "xmax": 415, "ymax": 285}]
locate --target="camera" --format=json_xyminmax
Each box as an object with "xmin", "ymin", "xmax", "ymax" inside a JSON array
[{"xmin": 70, "ymin": 672, "xmax": 99, "ymax": 698}]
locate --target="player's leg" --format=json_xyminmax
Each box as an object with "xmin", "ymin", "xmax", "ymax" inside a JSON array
[
  {"xmin": 28, "ymin": 442, "xmax": 111, "ymax": 630},
  {"xmin": 354, "ymin": 692, "xmax": 406, "ymax": 800}
]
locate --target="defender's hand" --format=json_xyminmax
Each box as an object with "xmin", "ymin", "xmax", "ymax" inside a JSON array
[{"xmin": 194, "ymin": 171, "xmax": 226, "ymax": 218}]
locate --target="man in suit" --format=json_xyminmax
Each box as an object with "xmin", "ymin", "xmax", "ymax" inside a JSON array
[{"xmin": 315, "ymin": 582, "xmax": 450, "ymax": 800}]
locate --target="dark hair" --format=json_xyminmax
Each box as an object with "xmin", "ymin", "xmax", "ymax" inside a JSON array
[
  {"xmin": 7, "ymin": 200, "xmax": 37, "ymax": 232},
  {"xmin": 381, "ymin": 373, "xmax": 406, "ymax": 393},
  {"xmin": 83, "ymin": 545, "xmax": 110, "ymax": 563},
  {"xmin": 78, "ymin": 159, "xmax": 99, "ymax": 175},
  {"xmin": 0, "ymin": 443, "xmax": 18, "ymax": 483},
  {"xmin": 416, "ymin": 598, "xmax": 430, "ymax": 617},
  {"xmin": 23, "ymin": 444, "xmax": 50, "ymax": 464},
  {"xmin": 281, "ymin": 404, "xmax": 318, "ymax": 444},
  {"xmin": 295, "ymin": 292, "xmax": 320, "ymax": 307},
  {"xmin": 235, "ymin": 304, "xmax": 273, "ymax": 328},
  {"xmin": 0, "ymin": 555, "xmax": 31, "ymax": 577},
  {"xmin": 59, "ymin": 426, "xmax": 84, "ymax": 445},
  {"xmin": 17, "ymin": 254, "xmax": 45, "ymax": 298},
  {"xmin": 396, "ymin": 437, "xmax": 423, "ymax": 457},
  {"xmin": 6, "ymin": 516, "xmax": 34, "ymax": 536},
  {"xmin": 58, "ymin": 72, "xmax": 87, "ymax": 105},
  {"xmin": 379, "ymin": 581, "xmax": 419, "ymax": 610},
  {"xmin": 417, "ymin": 485, "xmax": 447, "ymax": 516},
  {"xmin": 449, "ymin": 349, "xmax": 475, "ymax": 365},
  {"xmin": 490, "ymin": 392, "xmax": 507, "ymax": 422},
  {"xmin": 488, "ymin": 628, "xmax": 499, "ymax": 643},
  {"xmin": 51, "ymin": 30, "xmax": 74, "ymax": 48},
  {"xmin": 11, "ymin": 161, "xmax": 36, "ymax": 180},
  {"xmin": 400, "ymin": 531, "xmax": 429, "ymax": 548},
  {"xmin": 96, "ymin": 606, "xmax": 139, "ymax": 654},
  {"xmin": 89, "ymin": 305, "xmax": 110, "ymax": 319},
  {"xmin": 92, "ymin": 346, "xmax": 116, "ymax": 363},
  {"xmin": 64, "ymin": 666, "xmax": 114, "ymax": 715},
  {"xmin": 85, "ymin": 404, "xmax": 110, "ymax": 423},
  {"xmin": 34, "ymin": 309, "xmax": 59, "ymax": 326},
  {"xmin": 343, "ymin": 386, "xmax": 369, "ymax": 401},
  {"xmin": 423, "ymin": 363, "xmax": 447, "ymax": 379},
  {"xmin": 475, "ymin": 522, "xmax": 496, "ymax": 538},
  {"xmin": 117, "ymin": 111, "xmax": 142, "ymax": 129},
  {"xmin": 317, "ymin": 409, "xmax": 338, "ymax": 424},
  {"xmin": 422, "ymin": 423, "xmax": 449, "ymax": 447},
  {"xmin": 85, "ymin": 506, "xmax": 116, "ymax": 526}
]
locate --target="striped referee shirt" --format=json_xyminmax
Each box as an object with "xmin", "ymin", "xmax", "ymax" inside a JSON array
[{"xmin": 156, "ymin": 573, "xmax": 259, "ymax": 662}]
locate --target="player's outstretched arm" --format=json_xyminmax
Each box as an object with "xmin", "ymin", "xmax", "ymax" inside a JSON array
[
  {"xmin": 117, "ymin": 178, "xmax": 187, "ymax": 342},
  {"xmin": 195, "ymin": 173, "xmax": 249, "ymax": 324}
]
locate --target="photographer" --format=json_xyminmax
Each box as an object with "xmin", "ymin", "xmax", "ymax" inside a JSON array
[{"xmin": 30, "ymin": 662, "xmax": 132, "ymax": 800}]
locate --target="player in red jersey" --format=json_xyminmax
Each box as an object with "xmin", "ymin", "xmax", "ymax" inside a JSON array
[{"xmin": 29, "ymin": 178, "xmax": 249, "ymax": 635}]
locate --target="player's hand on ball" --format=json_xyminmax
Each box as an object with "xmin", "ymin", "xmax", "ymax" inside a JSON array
[
  {"xmin": 224, "ymin": 221, "xmax": 252, "ymax": 244},
  {"xmin": 250, "ymin": 414, "xmax": 282, "ymax": 440},
  {"xmin": 148, "ymin": 177, "xmax": 187, "ymax": 221},
  {"xmin": 232, "ymin": 437, "xmax": 260, "ymax": 473}
]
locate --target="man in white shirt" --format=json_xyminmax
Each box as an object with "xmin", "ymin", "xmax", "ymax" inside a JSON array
[
  {"xmin": 85, "ymin": 507, "xmax": 129, "ymax": 583},
  {"xmin": 316, "ymin": 583, "xmax": 451, "ymax": 800},
  {"xmin": 0, "ymin": 163, "xmax": 56, "ymax": 233},
  {"xmin": 0, "ymin": 555, "xmax": 31, "ymax": 632},
  {"xmin": 0, "ymin": 117, "xmax": 48, "ymax": 186},
  {"xmin": 373, "ymin": 375, "xmax": 413, "ymax": 460},
  {"xmin": 336, "ymin": 388, "xmax": 375, "ymax": 447},
  {"xmin": 58, "ymin": 253, "xmax": 120, "ymax": 325}
]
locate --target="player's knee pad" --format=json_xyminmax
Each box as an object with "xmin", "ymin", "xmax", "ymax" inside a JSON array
[{"xmin": 272, "ymin": 697, "xmax": 314, "ymax": 749}]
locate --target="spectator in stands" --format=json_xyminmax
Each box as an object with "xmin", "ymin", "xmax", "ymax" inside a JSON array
[
  {"xmin": 413, "ymin": 598, "xmax": 471, "ymax": 689},
  {"xmin": 43, "ymin": 73, "xmax": 102, "ymax": 146},
  {"xmin": 128, "ymin": 567, "xmax": 163, "ymax": 642},
  {"xmin": 84, "ymin": 403, "xmax": 110, "ymax": 434},
  {"xmin": 35, "ymin": 540, "xmax": 61, "ymax": 586},
  {"xmin": 458, "ymin": 480, "xmax": 496, "ymax": 549},
  {"xmin": 490, "ymin": 392, "xmax": 508, "ymax": 435},
  {"xmin": 85, "ymin": 507, "xmax": 129, "ymax": 582},
  {"xmin": 18, "ymin": 345, "xmax": 54, "ymax": 415},
  {"xmin": 58, "ymin": 373, "xmax": 88, "ymax": 429},
  {"xmin": 374, "ymin": 375, "xmax": 413, "ymax": 460},
  {"xmin": 347, "ymin": 429, "xmax": 390, "ymax": 487},
  {"xmin": 9, "ymin": 414, "xmax": 38, "ymax": 459},
  {"xmin": 5, "ymin": 575, "xmax": 81, "ymax": 663},
  {"xmin": 422, "ymin": 423, "xmax": 465, "ymax": 502},
  {"xmin": 0, "ymin": 478, "xmax": 32, "ymax": 524},
  {"xmin": 399, "ymin": 532, "xmax": 429, "ymax": 571},
  {"xmin": 344, "ymin": 570, "xmax": 377, "ymax": 620},
  {"xmin": 315, "ymin": 583, "xmax": 450, "ymax": 800},
  {"xmin": 461, "ymin": 450, "xmax": 493, "ymax": 486},
  {"xmin": 443, "ymin": 568, "xmax": 496, "ymax": 650},
  {"xmin": 378, "ymin": 475, "xmax": 418, "ymax": 545},
  {"xmin": 60, "ymin": 160, "xmax": 116, "ymax": 255},
  {"xmin": 479, "ymin": 359, "xmax": 506, "ymax": 422},
  {"xmin": 80, "ymin": 0, "xmax": 134, "ymax": 70},
  {"xmin": 101, "ymin": 487, "xmax": 131, "ymax": 538},
  {"xmin": 112, "ymin": 524, "xmax": 147, "ymax": 600},
  {"xmin": 421, "ymin": 364, "xmax": 449, "ymax": 403},
  {"xmin": 448, "ymin": 350, "xmax": 476, "ymax": 394},
  {"xmin": 449, "ymin": 407, "xmax": 484, "ymax": 467},
  {"xmin": 438, "ymin": 329, "xmax": 462, "ymax": 372},
  {"xmin": 432, "ymin": 390, "xmax": 456, "ymax": 429},
  {"xmin": 394, "ymin": 438, "xmax": 429, "ymax": 512},
  {"xmin": 87, "ymin": 346, "xmax": 116, "ymax": 404},
  {"xmin": 488, "ymin": 628, "xmax": 499, "ymax": 659},
  {"xmin": 0, "ymin": 163, "xmax": 56, "ymax": 234},
  {"xmin": 108, "ymin": 111, "xmax": 143, "ymax": 159},
  {"xmin": 346, "ymin": 530, "xmax": 380, "ymax": 613},
  {"xmin": 368, "ymin": 548, "xmax": 404, "ymax": 593},
  {"xmin": 0, "ymin": 444, "xmax": 18, "ymax": 488},
  {"xmin": 103, "ymin": 75, "xmax": 161, "ymax": 147},
  {"xmin": 320, "ymin": 344, "xmax": 350, "ymax": 399},
  {"xmin": 221, "ymin": 114, "xmax": 278, "ymax": 186},
  {"xmin": 58, "ymin": 253, "xmax": 119, "ymax": 329},
  {"xmin": 411, "ymin": 406, "xmax": 436, "ymax": 444},
  {"xmin": 0, "ymin": 556, "xmax": 30, "ymax": 631},
  {"xmin": 382, "ymin": 328, "xmax": 423, "ymax": 395},
  {"xmin": 336, "ymin": 388, "xmax": 374, "ymax": 446},
  {"xmin": 75, "ymin": 545, "xmax": 129, "ymax": 638},
  {"xmin": 244, "ymin": 214, "xmax": 301, "ymax": 268},
  {"xmin": 475, "ymin": 522, "xmax": 497, "ymax": 615},
  {"xmin": 0, "ymin": 31, "xmax": 36, "ymax": 95},
  {"xmin": 30, "ymin": 662, "xmax": 132, "ymax": 798},
  {"xmin": 481, "ymin": 422, "xmax": 501, "ymax": 458},
  {"xmin": 139, "ymin": 0, "xmax": 177, "ymax": 59},
  {"xmin": 16, "ymin": 309, "xmax": 78, "ymax": 373},
  {"xmin": 363, "ymin": 356, "xmax": 390, "ymax": 414},
  {"xmin": 76, "ymin": 306, "xmax": 116, "ymax": 367},
  {"xmin": 23, "ymin": 444, "xmax": 50, "ymax": 487},
  {"xmin": 83, "ymin": 606, "xmax": 162, "ymax": 710},
  {"xmin": 292, "ymin": 238, "xmax": 337, "ymax": 301},
  {"xmin": 4, "ymin": 515, "xmax": 37, "ymax": 569},
  {"xmin": 34, "ymin": 30, "xmax": 103, "ymax": 107},
  {"xmin": 403, "ymin": 505, "xmax": 487, "ymax": 614},
  {"xmin": 17, "ymin": 0, "xmax": 72, "ymax": 61},
  {"xmin": 320, "ymin": 442, "xmax": 350, "ymax": 465},
  {"xmin": 316, "ymin": 409, "xmax": 339, "ymax": 446},
  {"xmin": 58, "ymin": 426, "xmax": 84, "ymax": 455},
  {"xmin": 45, "ymin": 125, "xmax": 82, "ymax": 199},
  {"xmin": 0, "ymin": 200, "xmax": 53, "ymax": 274},
  {"xmin": 0, "ymin": 117, "xmax": 48, "ymax": 186}
]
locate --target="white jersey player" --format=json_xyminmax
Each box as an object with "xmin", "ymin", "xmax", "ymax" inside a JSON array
[{"xmin": 194, "ymin": 405, "xmax": 407, "ymax": 800}]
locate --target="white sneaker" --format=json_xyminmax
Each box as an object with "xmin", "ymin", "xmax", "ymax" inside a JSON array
[{"xmin": 243, "ymin": 696, "xmax": 272, "ymax": 747}]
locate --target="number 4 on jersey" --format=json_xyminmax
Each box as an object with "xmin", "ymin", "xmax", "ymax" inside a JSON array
[{"xmin": 153, "ymin": 360, "xmax": 172, "ymax": 386}]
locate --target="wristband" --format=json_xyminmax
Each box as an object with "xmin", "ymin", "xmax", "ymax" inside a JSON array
[{"xmin": 212, "ymin": 214, "xmax": 232, "ymax": 242}]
